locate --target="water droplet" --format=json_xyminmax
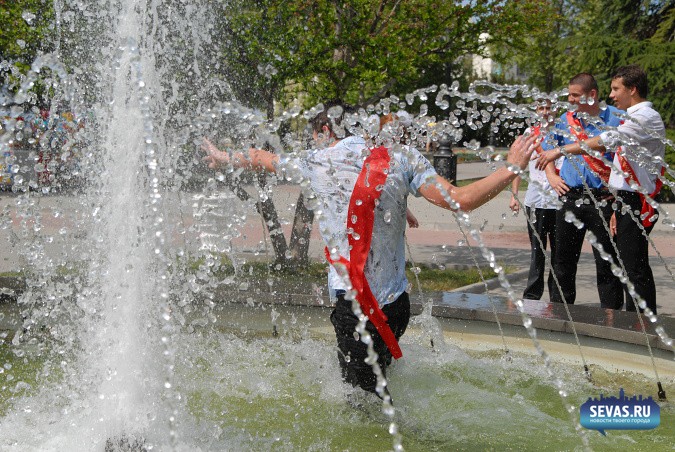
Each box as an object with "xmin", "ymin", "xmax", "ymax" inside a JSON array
[{"xmin": 22, "ymin": 11, "xmax": 36, "ymax": 25}]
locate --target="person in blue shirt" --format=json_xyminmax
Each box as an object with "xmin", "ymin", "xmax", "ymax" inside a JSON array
[{"xmin": 536, "ymin": 73, "xmax": 624, "ymax": 308}]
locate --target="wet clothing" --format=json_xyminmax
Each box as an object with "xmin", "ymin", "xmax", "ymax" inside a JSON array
[
  {"xmin": 542, "ymin": 109, "xmax": 624, "ymax": 306},
  {"xmin": 280, "ymin": 136, "xmax": 437, "ymax": 394},
  {"xmin": 281, "ymin": 136, "xmax": 437, "ymax": 307},
  {"xmin": 330, "ymin": 291, "xmax": 410, "ymax": 394}
]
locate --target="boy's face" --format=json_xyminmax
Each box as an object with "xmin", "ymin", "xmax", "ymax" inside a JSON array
[
  {"xmin": 535, "ymin": 102, "xmax": 552, "ymax": 125},
  {"xmin": 609, "ymin": 77, "xmax": 634, "ymax": 111},
  {"xmin": 568, "ymin": 84, "xmax": 597, "ymax": 114}
]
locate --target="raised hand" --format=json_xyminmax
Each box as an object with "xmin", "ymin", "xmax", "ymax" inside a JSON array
[{"xmin": 506, "ymin": 134, "xmax": 538, "ymax": 170}]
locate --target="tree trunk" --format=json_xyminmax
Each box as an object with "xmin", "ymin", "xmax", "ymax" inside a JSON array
[
  {"xmin": 287, "ymin": 193, "xmax": 315, "ymax": 268},
  {"xmin": 255, "ymin": 172, "xmax": 289, "ymax": 268},
  {"xmin": 221, "ymin": 172, "xmax": 288, "ymax": 268}
]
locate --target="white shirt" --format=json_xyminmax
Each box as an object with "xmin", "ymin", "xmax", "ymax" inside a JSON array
[
  {"xmin": 280, "ymin": 136, "xmax": 437, "ymax": 306},
  {"xmin": 600, "ymin": 101, "xmax": 665, "ymax": 194},
  {"xmin": 524, "ymin": 153, "xmax": 559, "ymax": 209}
]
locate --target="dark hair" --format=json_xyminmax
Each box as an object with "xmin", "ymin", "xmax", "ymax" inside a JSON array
[
  {"xmin": 308, "ymin": 100, "xmax": 354, "ymax": 137},
  {"xmin": 612, "ymin": 65, "xmax": 648, "ymax": 98},
  {"xmin": 568, "ymin": 73, "xmax": 599, "ymax": 94}
]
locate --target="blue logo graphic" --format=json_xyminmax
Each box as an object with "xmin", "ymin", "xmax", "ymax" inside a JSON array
[{"xmin": 580, "ymin": 388, "xmax": 660, "ymax": 435}]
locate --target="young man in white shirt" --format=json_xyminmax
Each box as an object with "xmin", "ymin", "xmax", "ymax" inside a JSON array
[
  {"xmin": 604, "ymin": 65, "xmax": 665, "ymax": 314},
  {"xmin": 203, "ymin": 104, "xmax": 537, "ymax": 397},
  {"xmin": 510, "ymin": 99, "xmax": 559, "ymax": 300}
]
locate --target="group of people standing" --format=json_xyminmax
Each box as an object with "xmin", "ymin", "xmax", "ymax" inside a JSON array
[
  {"xmin": 511, "ymin": 65, "xmax": 666, "ymax": 316},
  {"xmin": 202, "ymin": 64, "xmax": 665, "ymax": 400}
]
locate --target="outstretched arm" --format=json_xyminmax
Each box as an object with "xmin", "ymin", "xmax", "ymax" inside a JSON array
[
  {"xmin": 202, "ymin": 138, "xmax": 279, "ymax": 173},
  {"xmin": 535, "ymin": 135, "xmax": 605, "ymax": 170},
  {"xmin": 419, "ymin": 134, "xmax": 538, "ymax": 212}
]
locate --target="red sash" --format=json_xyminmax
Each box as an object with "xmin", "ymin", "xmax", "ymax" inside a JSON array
[
  {"xmin": 617, "ymin": 149, "xmax": 664, "ymax": 228},
  {"xmin": 531, "ymin": 125, "xmax": 543, "ymax": 154},
  {"xmin": 324, "ymin": 146, "xmax": 402, "ymax": 359},
  {"xmin": 566, "ymin": 112, "xmax": 611, "ymax": 182}
]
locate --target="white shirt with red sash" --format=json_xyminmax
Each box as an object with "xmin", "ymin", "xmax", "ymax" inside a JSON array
[
  {"xmin": 600, "ymin": 101, "xmax": 665, "ymax": 194},
  {"xmin": 280, "ymin": 135, "xmax": 437, "ymax": 308}
]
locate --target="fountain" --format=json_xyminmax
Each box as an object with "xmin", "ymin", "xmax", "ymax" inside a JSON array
[{"xmin": 0, "ymin": 1, "xmax": 673, "ymax": 451}]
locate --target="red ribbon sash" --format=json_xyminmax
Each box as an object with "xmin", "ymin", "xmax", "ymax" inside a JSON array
[
  {"xmin": 617, "ymin": 148, "xmax": 664, "ymax": 228},
  {"xmin": 325, "ymin": 146, "xmax": 402, "ymax": 359},
  {"xmin": 566, "ymin": 112, "xmax": 611, "ymax": 183}
]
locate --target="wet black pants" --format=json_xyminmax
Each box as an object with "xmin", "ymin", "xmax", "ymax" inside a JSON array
[{"xmin": 330, "ymin": 292, "xmax": 410, "ymax": 395}]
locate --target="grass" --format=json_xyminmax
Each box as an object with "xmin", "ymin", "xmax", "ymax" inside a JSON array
[
  {"xmin": 184, "ymin": 255, "xmax": 508, "ymax": 292},
  {"xmin": 0, "ymin": 257, "xmax": 510, "ymax": 296},
  {"xmin": 406, "ymin": 262, "xmax": 509, "ymax": 291}
]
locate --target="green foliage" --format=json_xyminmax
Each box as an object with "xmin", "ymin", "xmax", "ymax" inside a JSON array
[
  {"xmin": 513, "ymin": 0, "xmax": 675, "ymax": 126},
  {"xmin": 0, "ymin": 0, "xmax": 55, "ymax": 85},
  {"xmin": 218, "ymin": 0, "xmax": 555, "ymax": 110}
]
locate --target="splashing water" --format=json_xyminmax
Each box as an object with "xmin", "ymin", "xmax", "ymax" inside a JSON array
[{"xmin": 0, "ymin": 0, "xmax": 673, "ymax": 450}]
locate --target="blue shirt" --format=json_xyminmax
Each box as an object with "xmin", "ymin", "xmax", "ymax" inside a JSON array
[{"xmin": 542, "ymin": 106, "xmax": 623, "ymax": 188}]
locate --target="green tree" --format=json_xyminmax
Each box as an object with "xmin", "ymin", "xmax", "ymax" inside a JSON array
[
  {"xmin": 0, "ymin": 0, "xmax": 55, "ymax": 93},
  {"xmin": 514, "ymin": 0, "xmax": 674, "ymax": 126}
]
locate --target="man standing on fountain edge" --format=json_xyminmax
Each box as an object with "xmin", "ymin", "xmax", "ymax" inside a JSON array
[
  {"xmin": 202, "ymin": 104, "xmax": 537, "ymax": 398},
  {"xmin": 537, "ymin": 65, "xmax": 665, "ymax": 314}
]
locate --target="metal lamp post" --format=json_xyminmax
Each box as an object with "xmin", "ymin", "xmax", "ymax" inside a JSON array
[{"xmin": 433, "ymin": 134, "xmax": 457, "ymax": 184}]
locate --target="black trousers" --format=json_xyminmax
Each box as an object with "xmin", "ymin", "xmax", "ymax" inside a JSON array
[
  {"xmin": 615, "ymin": 191, "xmax": 657, "ymax": 314},
  {"xmin": 551, "ymin": 190, "xmax": 623, "ymax": 307},
  {"xmin": 330, "ymin": 292, "xmax": 410, "ymax": 395},
  {"xmin": 523, "ymin": 206, "xmax": 557, "ymax": 300}
]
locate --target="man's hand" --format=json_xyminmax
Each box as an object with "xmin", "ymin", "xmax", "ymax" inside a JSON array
[
  {"xmin": 406, "ymin": 209, "xmax": 419, "ymax": 228},
  {"xmin": 506, "ymin": 134, "xmax": 538, "ymax": 170},
  {"xmin": 201, "ymin": 138, "xmax": 231, "ymax": 169},
  {"xmin": 535, "ymin": 148, "xmax": 561, "ymax": 171},
  {"xmin": 609, "ymin": 212, "xmax": 617, "ymax": 236},
  {"xmin": 509, "ymin": 194, "xmax": 520, "ymax": 214},
  {"xmin": 547, "ymin": 172, "xmax": 569, "ymax": 196}
]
